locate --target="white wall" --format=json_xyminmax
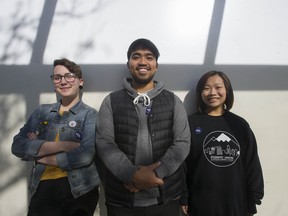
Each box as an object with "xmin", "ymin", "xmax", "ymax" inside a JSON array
[{"xmin": 1, "ymin": 0, "xmax": 288, "ymax": 215}]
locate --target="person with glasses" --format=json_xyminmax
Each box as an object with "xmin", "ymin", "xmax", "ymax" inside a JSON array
[{"xmin": 12, "ymin": 58, "xmax": 100, "ymax": 216}]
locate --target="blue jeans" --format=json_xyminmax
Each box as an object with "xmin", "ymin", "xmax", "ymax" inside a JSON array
[{"xmin": 28, "ymin": 177, "xmax": 99, "ymax": 216}]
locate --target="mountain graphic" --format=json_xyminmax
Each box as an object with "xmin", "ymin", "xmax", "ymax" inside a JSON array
[{"xmin": 215, "ymin": 133, "xmax": 231, "ymax": 142}]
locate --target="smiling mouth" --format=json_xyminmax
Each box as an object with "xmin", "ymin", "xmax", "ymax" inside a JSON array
[
  {"xmin": 60, "ymin": 87, "xmax": 70, "ymax": 90},
  {"xmin": 208, "ymin": 97, "xmax": 219, "ymax": 102},
  {"xmin": 138, "ymin": 68, "xmax": 149, "ymax": 72},
  {"xmin": 137, "ymin": 68, "xmax": 150, "ymax": 76}
]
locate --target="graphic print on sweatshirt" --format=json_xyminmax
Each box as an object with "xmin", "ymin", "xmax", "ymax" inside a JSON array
[{"xmin": 202, "ymin": 130, "xmax": 240, "ymax": 167}]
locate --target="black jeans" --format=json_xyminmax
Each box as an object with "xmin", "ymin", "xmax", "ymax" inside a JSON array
[
  {"xmin": 28, "ymin": 177, "xmax": 99, "ymax": 216},
  {"xmin": 107, "ymin": 199, "xmax": 181, "ymax": 216}
]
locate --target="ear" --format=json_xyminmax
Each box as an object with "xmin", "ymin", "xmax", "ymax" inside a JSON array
[
  {"xmin": 126, "ymin": 61, "xmax": 130, "ymax": 69},
  {"xmin": 79, "ymin": 79, "xmax": 84, "ymax": 87}
]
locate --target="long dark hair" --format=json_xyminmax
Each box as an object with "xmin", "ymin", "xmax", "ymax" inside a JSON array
[{"xmin": 196, "ymin": 70, "xmax": 234, "ymax": 113}]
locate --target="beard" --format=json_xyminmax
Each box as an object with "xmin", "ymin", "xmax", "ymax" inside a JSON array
[{"xmin": 131, "ymin": 73, "xmax": 155, "ymax": 85}]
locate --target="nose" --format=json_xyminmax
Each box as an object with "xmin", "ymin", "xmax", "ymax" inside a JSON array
[
  {"xmin": 60, "ymin": 76, "xmax": 68, "ymax": 84},
  {"xmin": 138, "ymin": 57, "xmax": 147, "ymax": 65},
  {"xmin": 209, "ymin": 87, "xmax": 217, "ymax": 95}
]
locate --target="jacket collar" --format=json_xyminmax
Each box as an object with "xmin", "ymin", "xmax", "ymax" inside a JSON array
[{"xmin": 50, "ymin": 100, "xmax": 83, "ymax": 115}]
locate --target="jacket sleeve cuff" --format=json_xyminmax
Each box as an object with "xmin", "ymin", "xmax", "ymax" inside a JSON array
[
  {"xmin": 180, "ymin": 189, "xmax": 189, "ymax": 205},
  {"xmin": 56, "ymin": 152, "xmax": 72, "ymax": 170},
  {"xmin": 248, "ymin": 202, "xmax": 257, "ymax": 214},
  {"xmin": 121, "ymin": 165, "xmax": 139, "ymax": 183},
  {"xmin": 154, "ymin": 162, "xmax": 169, "ymax": 179},
  {"xmin": 24, "ymin": 140, "xmax": 46, "ymax": 160}
]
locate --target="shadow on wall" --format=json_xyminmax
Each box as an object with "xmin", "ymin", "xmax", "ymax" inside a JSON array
[
  {"xmin": 0, "ymin": 97, "xmax": 29, "ymax": 194},
  {"xmin": 1, "ymin": 63, "xmax": 287, "ymax": 216},
  {"xmin": 0, "ymin": 0, "xmax": 288, "ymax": 215}
]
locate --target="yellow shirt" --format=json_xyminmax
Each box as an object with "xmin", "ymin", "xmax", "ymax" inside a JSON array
[{"xmin": 40, "ymin": 112, "xmax": 68, "ymax": 181}]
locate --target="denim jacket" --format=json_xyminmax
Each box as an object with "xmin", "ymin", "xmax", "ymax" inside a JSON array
[{"xmin": 12, "ymin": 100, "xmax": 100, "ymax": 198}]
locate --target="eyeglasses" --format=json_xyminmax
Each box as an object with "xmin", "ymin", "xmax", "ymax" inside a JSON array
[{"xmin": 50, "ymin": 73, "xmax": 78, "ymax": 84}]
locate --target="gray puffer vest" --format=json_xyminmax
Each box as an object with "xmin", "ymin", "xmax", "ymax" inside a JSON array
[{"xmin": 99, "ymin": 89, "xmax": 185, "ymax": 208}]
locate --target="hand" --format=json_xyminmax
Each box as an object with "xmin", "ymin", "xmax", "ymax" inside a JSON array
[
  {"xmin": 132, "ymin": 162, "xmax": 164, "ymax": 190},
  {"xmin": 37, "ymin": 154, "xmax": 57, "ymax": 166},
  {"xmin": 124, "ymin": 182, "xmax": 140, "ymax": 192},
  {"xmin": 27, "ymin": 132, "xmax": 38, "ymax": 140},
  {"xmin": 181, "ymin": 205, "xmax": 189, "ymax": 215}
]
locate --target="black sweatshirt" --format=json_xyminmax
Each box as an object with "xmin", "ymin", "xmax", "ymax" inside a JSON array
[{"xmin": 185, "ymin": 111, "xmax": 264, "ymax": 216}]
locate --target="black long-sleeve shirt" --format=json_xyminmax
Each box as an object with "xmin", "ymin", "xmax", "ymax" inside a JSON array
[{"xmin": 185, "ymin": 111, "xmax": 264, "ymax": 216}]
